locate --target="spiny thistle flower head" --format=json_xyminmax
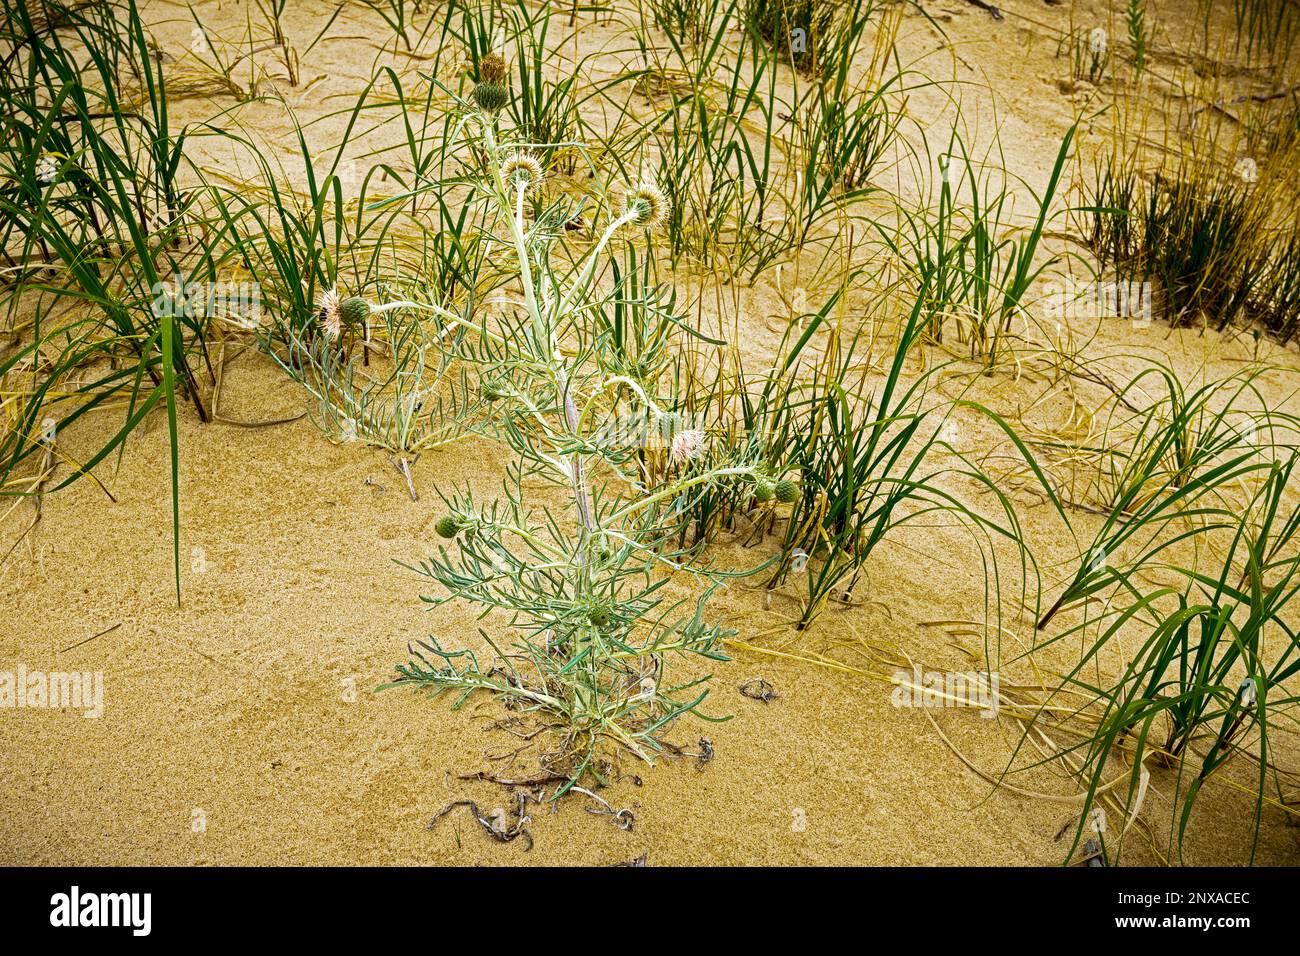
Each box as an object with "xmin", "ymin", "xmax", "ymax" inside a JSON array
[
  {"xmin": 670, "ymin": 428, "xmax": 707, "ymax": 463},
  {"xmin": 753, "ymin": 476, "xmax": 776, "ymax": 502},
  {"xmin": 479, "ymin": 52, "xmax": 507, "ymax": 84},
  {"xmin": 318, "ymin": 288, "xmax": 342, "ymax": 340},
  {"xmin": 622, "ymin": 180, "xmax": 667, "ymax": 229},
  {"xmin": 774, "ymin": 477, "xmax": 800, "ymax": 503},
  {"xmin": 435, "ymin": 515, "xmax": 463, "ymax": 539},
  {"xmin": 502, "ymin": 151, "xmax": 544, "ymax": 193}
]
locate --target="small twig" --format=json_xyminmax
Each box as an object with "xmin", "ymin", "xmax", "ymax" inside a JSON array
[
  {"xmin": 655, "ymin": 736, "xmax": 715, "ymax": 770},
  {"xmin": 61, "ymin": 622, "xmax": 122, "ymax": 653},
  {"xmin": 964, "ymin": 0, "xmax": 1003, "ymax": 20},
  {"xmin": 456, "ymin": 770, "xmax": 568, "ymax": 787},
  {"xmin": 571, "ymin": 786, "xmax": 635, "ymax": 831}
]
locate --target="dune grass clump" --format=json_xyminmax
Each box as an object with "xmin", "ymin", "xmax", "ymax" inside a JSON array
[
  {"xmin": 745, "ymin": 291, "xmax": 1028, "ymax": 630},
  {"xmin": 994, "ymin": 348, "xmax": 1300, "ymax": 862},
  {"xmin": 744, "ymin": 0, "xmax": 836, "ymax": 75},
  {"xmin": 1032, "ymin": 438, "xmax": 1300, "ymax": 862},
  {"xmin": 1035, "ymin": 367, "xmax": 1289, "ymax": 631},
  {"xmin": 635, "ymin": 0, "xmax": 901, "ymax": 279},
  {"xmin": 1141, "ymin": 167, "xmax": 1263, "ymax": 329},
  {"xmin": 1259, "ymin": 230, "xmax": 1300, "ymax": 342},
  {"xmin": 0, "ymin": 0, "xmax": 219, "ymax": 596},
  {"xmin": 377, "ymin": 73, "xmax": 769, "ymax": 790},
  {"xmin": 649, "ymin": 276, "xmax": 1043, "ymax": 635},
  {"xmin": 889, "ymin": 126, "xmax": 1077, "ymax": 369},
  {"xmin": 1083, "ymin": 150, "xmax": 1142, "ymax": 273},
  {"xmin": 1198, "ymin": 0, "xmax": 1300, "ymax": 68},
  {"xmin": 1080, "ymin": 149, "xmax": 1300, "ymax": 335}
]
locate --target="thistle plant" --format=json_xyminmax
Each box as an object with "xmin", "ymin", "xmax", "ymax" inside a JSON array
[
  {"xmin": 266, "ymin": 288, "xmax": 478, "ymax": 500},
  {"xmin": 378, "ymin": 63, "xmax": 767, "ymax": 789}
]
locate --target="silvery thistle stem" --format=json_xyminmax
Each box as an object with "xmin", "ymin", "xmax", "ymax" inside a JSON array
[
  {"xmin": 479, "ymin": 115, "xmax": 607, "ymax": 543},
  {"xmin": 561, "ymin": 371, "xmax": 594, "ymax": 533}
]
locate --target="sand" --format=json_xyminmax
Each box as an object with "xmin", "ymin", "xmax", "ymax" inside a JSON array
[{"xmin": 3, "ymin": 0, "xmax": 1300, "ymax": 866}]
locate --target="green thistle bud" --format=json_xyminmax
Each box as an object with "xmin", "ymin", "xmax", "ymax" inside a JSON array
[
  {"xmin": 774, "ymin": 478, "xmax": 799, "ymax": 503},
  {"xmin": 481, "ymin": 379, "xmax": 509, "ymax": 402},
  {"xmin": 340, "ymin": 296, "xmax": 369, "ymax": 328},
  {"xmin": 435, "ymin": 516, "xmax": 462, "ymax": 539},
  {"xmin": 590, "ymin": 531, "xmax": 612, "ymax": 561},
  {"xmin": 753, "ymin": 477, "xmax": 776, "ymax": 502},
  {"xmin": 473, "ymin": 82, "xmax": 510, "ymax": 114},
  {"xmin": 588, "ymin": 606, "xmax": 611, "ymax": 628}
]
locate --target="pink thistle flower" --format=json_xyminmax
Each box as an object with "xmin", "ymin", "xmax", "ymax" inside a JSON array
[
  {"xmin": 670, "ymin": 428, "xmax": 706, "ymax": 463},
  {"xmin": 318, "ymin": 288, "xmax": 342, "ymax": 340}
]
